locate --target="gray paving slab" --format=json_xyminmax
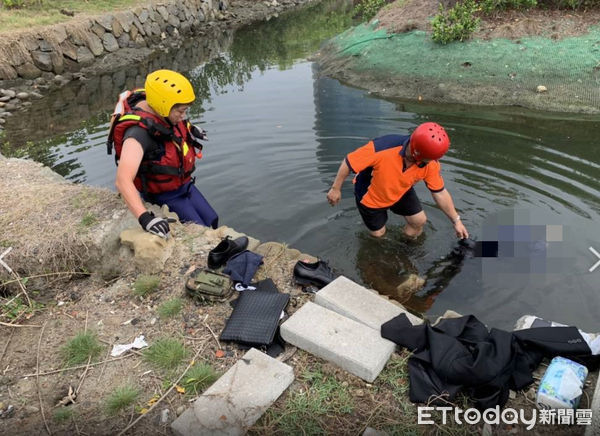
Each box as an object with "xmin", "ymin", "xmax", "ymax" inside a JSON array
[
  {"xmin": 314, "ymin": 275, "xmax": 422, "ymax": 329},
  {"xmin": 280, "ymin": 301, "xmax": 395, "ymax": 382},
  {"xmin": 363, "ymin": 426, "xmax": 389, "ymax": 436},
  {"xmin": 171, "ymin": 348, "xmax": 294, "ymax": 436}
]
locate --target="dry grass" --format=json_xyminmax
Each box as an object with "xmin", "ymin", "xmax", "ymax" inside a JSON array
[{"xmin": 0, "ymin": 158, "xmax": 122, "ymax": 285}]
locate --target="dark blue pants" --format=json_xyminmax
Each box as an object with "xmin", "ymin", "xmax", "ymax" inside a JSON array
[{"xmin": 144, "ymin": 181, "xmax": 218, "ymax": 229}]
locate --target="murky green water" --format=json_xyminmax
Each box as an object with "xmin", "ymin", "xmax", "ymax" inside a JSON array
[{"xmin": 2, "ymin": 0, "xmax": 599, "ymax": 330}]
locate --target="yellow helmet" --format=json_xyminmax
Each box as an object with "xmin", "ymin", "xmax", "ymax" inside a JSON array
[{"xmin": 144, "ymin": 69, "xmax": 195, "ymax": 118}]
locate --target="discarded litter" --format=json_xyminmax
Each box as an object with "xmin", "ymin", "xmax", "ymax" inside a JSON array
[
  {"xmin": 0, "ymin": 404, "xmax": 14, "ymax": 419},
  {"xmin": 55, "ymin": 385, "xmax": 77, "ymax": 407},
  {"xmin": 111, "ymin": 335, "xmax": 149, "ymax": 357},
  {"xmin": 537, "ymin": 356, "xmax": 588, "ymax": 409},
  {"xmin": 234, "ymin": 283, "xmax": 256, "ymax": 292}
]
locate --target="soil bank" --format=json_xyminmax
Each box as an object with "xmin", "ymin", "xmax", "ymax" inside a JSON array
[{"xmin": 316, "ymin": 0, "xmax": 600, "ymax": 113}]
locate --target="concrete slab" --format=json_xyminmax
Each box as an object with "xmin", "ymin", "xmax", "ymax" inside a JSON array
[
  {"xmin": 314, "ymin": 276, "xmax": 422, "ymax": 329},
  {"xmin": 280, "ymin": 302, "xmax": 395, "ymax": 382},
  {"xmin": 171, "ymin": 348, "xmax": 294, "ymax": 436},
  {"xmin": 363, "ymin": 427, "xmax": 389, "ymax": 436}
]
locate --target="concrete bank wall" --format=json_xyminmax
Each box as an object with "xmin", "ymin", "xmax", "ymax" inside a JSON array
[
  {"xmin": 2, "ymin": 29, "xmax": 235, "ymax": 145},
  {"xmin": 0, "ymin": 0, "xmax": 226, "ymax": 81}
]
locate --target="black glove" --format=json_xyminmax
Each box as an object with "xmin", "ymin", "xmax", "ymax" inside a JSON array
[
  {"xmin": 189, "ymin": 124, "xmax": 207, "ymax": 142},
  {"xmin": 138, "ymin": 211, "xmax": 170, "ymax": 239}
]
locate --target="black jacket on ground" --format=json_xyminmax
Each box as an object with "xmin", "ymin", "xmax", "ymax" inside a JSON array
[{"xmin": 381, "ymin": 314, "xmax": 594, "ymax": 409}]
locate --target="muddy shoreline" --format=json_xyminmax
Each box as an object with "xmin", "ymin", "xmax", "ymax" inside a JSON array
[
  {"xmin": 315, "ymin": 0, "xmax": 600, "ymax": 114},
  {"xmin": 315, "ymin": 54, "xmax": 600, "ymax": 115}
]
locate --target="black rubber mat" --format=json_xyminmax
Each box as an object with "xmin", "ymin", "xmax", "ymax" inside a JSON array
[{"xmin": 220, "ymin": 285, "xmax": 289, "ymax": 346}]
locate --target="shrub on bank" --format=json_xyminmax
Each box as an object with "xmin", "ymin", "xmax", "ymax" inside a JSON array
[
  {"xmin": 1, "ymin": 0, "xmax": 24, "ymax": 10},
  {"xmin": 353, "ymin": 0, "xmax": 389, "ymax": 21},
  {"xmin": 432, "ymin": 0, "xmax": 600, "ymax": 44},
  {"xmin": 432, "ymin": 0, "xmax": 480, "ymax": 44}
]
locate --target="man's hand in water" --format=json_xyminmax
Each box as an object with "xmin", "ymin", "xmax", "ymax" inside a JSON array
[
  {"xmin": 454, "ymin": 219, "xmax": 469, "ymax": 239},
  {"xmin": 327, "ymin": 187, "xmax": 341, "ymax": 206}
]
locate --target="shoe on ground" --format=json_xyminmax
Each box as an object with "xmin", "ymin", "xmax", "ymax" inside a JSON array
[
  {"xmin": 293, "ymin": 259, "xmax": 335, "ymax": 289},
  {"xmin": 207, "ymin": 236, "xmax": 249, "ymax": 270}
]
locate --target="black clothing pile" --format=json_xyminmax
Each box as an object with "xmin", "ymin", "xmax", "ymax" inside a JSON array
[{"xmin": 381, "ymin": 314, "xmax": 597, "ymax": 410}]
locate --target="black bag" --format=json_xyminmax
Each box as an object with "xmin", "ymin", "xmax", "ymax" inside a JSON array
[{"xmin": 220, "ymin": 279, "xmax": 289, "ymax": 346}]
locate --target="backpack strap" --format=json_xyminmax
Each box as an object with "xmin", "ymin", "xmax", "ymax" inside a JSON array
[{"xmin": 106, "ymin": 89, "xmax": 149, "ymax": 155}]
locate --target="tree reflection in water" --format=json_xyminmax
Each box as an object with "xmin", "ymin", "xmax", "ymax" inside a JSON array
[{"xmin": 1, "ymin": 0, "xmax": 354, "ymax": 179}]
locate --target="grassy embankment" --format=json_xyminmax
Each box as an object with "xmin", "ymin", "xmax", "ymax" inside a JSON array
[{"xmin": 0, "ymin": 0, "xmax": 146, "ymax": 32}]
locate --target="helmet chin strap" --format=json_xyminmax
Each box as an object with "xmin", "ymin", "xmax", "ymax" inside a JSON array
[
  {"xmin": 406, "ymin": 143, "xmax": 427, "ymax": 167},
  {"xmin": 406, "ymin": 143, "xmax": 417, "ymax": 162}
]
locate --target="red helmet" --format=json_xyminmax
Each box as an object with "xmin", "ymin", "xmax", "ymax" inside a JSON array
[{"xmin": 410, "ymin": 122, "xmax": 450, "ymax": 161}]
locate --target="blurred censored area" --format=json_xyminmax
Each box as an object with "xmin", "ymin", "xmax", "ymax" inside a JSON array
[{"xmin": 476, "ymin": 209, "xmax": 568, "ymax": 274}]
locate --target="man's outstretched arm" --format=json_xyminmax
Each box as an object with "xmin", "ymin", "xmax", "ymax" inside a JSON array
[
  {"xmin": 327, "ymin": 159, "xmax": 351, "ymax": 206},
  {"xmin": 431, "ymin": 189, "xmax": 469, "ymax": 239}
]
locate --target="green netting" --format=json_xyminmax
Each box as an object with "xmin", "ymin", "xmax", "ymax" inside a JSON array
[{"xmin": 320, "ymin": 21, "xmax": 600, "ymax": 112}]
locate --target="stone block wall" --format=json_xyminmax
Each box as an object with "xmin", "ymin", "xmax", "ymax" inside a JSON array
[
  {"xmin": 1, "ymin": 28, "xmax": 235, "ymax": 143},
  {"xmin": 0, "ymin": 0, "xmax": 226, "ymax": 81}
]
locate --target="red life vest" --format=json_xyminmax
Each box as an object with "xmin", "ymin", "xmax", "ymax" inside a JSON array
[{"xmin": 106, "ymin": 89, "xmax": 200, "ymax": 194}]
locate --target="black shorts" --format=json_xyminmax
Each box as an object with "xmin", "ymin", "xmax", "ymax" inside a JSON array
[{"xmin": 355, "ymin": 187, "xmax": 423, "ymax": 231}]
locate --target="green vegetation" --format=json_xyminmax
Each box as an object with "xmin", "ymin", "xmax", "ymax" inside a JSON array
[
  {"xmin": 157, "ymin": 298, "xmax": 183, "ymax": 319},
  {"xmin": 376, "ymin": 352, "xmax": 411, "ymax": 402},
  {"xmin": 53, "ymin": 407, "xmax": 74, "ymax": 423},
  {"xmin": 0, "ymin": 296, "xmax": 43, "ymax": 322},
  {"xmin": 1, "ymin": 0, "xmax": 23, "ymax": 10},
  {"xmin": 190, "ymin": 0, "xmax": 354, "ymax": 99},
  {"xmin": 80, "ymin": 212, "xmax": 98, "ymax": 228},
  {"xmin": 263, "ymin": 365, "xmax": 354, "ymax": 434},
  {"xmin": 105, "ymin": 385, "xmax": 140, "ymax": 415},
  {"xmin": 353, "ymin": 0, "xmax": 388, "ymax": 21},
  {"xmin": 143, "ymin": 338, "xmax": 186, "ymax": 371},
  {"xmin": 0, "ymin": 239, "xmax": 13, "ymax": 248},
  {"xmin": 432, "ymin": 0, "xmax": 600, "ymax": 43},
  {"xmin": 481, "ymin": 0, "xmax": 600, "ymax": 11},
  {"xmin": 60, "ymin": 331, "xmax": 104, "ymax": 366},
  {"xmin": 133, "ymin": 275, "xmax": 160, "ymax": 297},
  {"xmin": 431, "ymin": 0, "xmax": 480, "ymax": 44},
  {"xmin": 480, "ymin": 0, "xmax": 536, "ymax": 13},
  {"xmin": 0, "ymin": 0, "xmax": 145, "ymax": 31},
  {"xmin": 181, "ymin": 362, "xmax": 220, "ymax": 396}
]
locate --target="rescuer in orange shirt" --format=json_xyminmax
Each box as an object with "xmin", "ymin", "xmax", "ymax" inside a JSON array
[{"xmin": 327, "ymin": 122, "xmax": 469, "ymax": 240}]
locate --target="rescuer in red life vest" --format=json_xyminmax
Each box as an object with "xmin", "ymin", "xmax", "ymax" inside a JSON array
[
  {"xmin": 327, "ymin": 122, "xmax": 469, "ymax": 240},
  {"xmin": 111, "ymin": 69, "xmax": 218, "ymax": 238}
]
